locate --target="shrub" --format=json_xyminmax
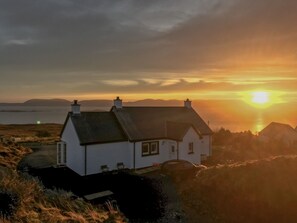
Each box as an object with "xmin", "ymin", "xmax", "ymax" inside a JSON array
[
  {"xmin": 0, "ymin": 190, "xmax": 19, "ymax": 219},
  {"xmin": 180, "ymin": 156, "xmax": 297, "ymax": 223},
  {"xmin": 35, "ymin": 131, "xmax": 51, "ymax": 138}
]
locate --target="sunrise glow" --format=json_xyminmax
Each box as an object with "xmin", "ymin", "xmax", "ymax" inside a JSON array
[
  {"xmin": 252, "ymin": 92, "xmax": 269, "ymax": 104},
  {"xmin": 240, "ymin": 90, "xmax": 286, "ymax": 110}
]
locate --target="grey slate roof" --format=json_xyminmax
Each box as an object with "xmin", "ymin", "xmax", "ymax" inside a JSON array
[
  {"xmin": 112, "ymin": 106, "xmax": 212, "ymax": 141},
  {"xmin": 69, "ymin": 112, "xmax": 127, "ymax": 145},
  {"xmin": 166, "ymin": 121, "xmax": 193, "ymax": 141},
  {"xmin": 64, "ymin": 106, "xmax": 212, "ymax": 145}
]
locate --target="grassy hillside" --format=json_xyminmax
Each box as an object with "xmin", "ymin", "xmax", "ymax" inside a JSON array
[
  {"xmin": 0, "ymin": 141, "xmax": 126, "ymax": 222},
  {"xmin": 0, "ymin": 124, "xmax": 63, "ymax": 143},
  {"xmin": 179, "ymin": 156, "xmax": 297, "ymax": 223}
]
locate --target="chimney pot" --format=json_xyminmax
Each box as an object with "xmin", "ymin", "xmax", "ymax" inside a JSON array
[
  {"xmin": 114, "ymin": 96, "xmax": 123, "ymax": 109},
  {"xmin": 71, "ymin": 100, "xmax": 81, "ymax": 115},
  {"xmin": 184, "ymin": 98, "xmax": 192, "ymax": 108}
]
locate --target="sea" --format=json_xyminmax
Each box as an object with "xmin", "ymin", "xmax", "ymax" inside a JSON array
[
  {"xmin": 0, "ymin": 105, "xmax": 109, "ymax": 125},
  {"xmin": 0, "ymin": 105, "xmax": 268, "ymax": 133}
]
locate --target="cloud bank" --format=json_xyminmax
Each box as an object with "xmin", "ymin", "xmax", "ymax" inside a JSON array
[{"xmin": 0, "ymin": 0, "xmax": 296, "ymax": 101}]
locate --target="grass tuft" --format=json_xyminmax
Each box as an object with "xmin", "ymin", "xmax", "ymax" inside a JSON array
[{"xmin": 0, "ymin": 141, "xmax": 126, "ymax": 223}]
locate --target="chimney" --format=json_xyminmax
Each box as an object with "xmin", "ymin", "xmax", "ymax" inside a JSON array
[
  {"xmin": 71, "ymin": 100, "xmax": 80, "ymax": 115},
  {"xmin": 114, "ymin": 96, "xmax": 122, "ymax": 109},
  {"xmin": 184, "ymin": 98, "xmax": 192, "ymax": 108}
]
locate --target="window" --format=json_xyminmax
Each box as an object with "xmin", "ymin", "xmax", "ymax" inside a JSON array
[
  {"xmin": 150, "ymin": 142, "xmax": 159, "ymax": 154},
  {"xmin": 63, "ymin": 144, "xmax": 67, "ymax": 163},
  {"xmin": 171, "ymin": 145, "xmax": 175, "ymax": 153},
  {"xmin": 188, "ymin": 142, "xmax": 194, "ymax": 154},
  {"xmin": 57, "ymin": 142, "xmax": 67, "ymax": 165},
  {"xmin": 142, "ymin": 143, "xmax": 150, "ymax": 156},
  {"xmin": 57, "ymin": 144, "xmax": 61, "ymax": 164},
  {"xmin": 142, "ymin": 141, "xmax": 159, "ymax": 156}
]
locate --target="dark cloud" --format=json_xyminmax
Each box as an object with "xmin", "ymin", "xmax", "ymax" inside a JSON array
[
  {"xmin": 153, "ymin": 0, "xmax": 297, "ymax": 71},
  {"xmin": 0, "ymin": 0, "xmax": 296, "ymax": 101}
]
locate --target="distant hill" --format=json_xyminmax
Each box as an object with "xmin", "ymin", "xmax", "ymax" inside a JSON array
[
  {"xmin": 0, "ymin": 98, "xmax": 183, "ymax": 107},
  {"xmin": 124, "ymin": 99, "xmax": 182, "ymax": 107},
  {"xmin": 80, "ymin": 100, "xmax": 112, "ymax": 107},
  {"xmin": 23, "ymin": 99, "xmax": 71, "ymax": 106}
]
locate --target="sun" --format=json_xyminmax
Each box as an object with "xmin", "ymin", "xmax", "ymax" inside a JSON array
[
  {"xmin": 241, "ymin": 90, "xmax": 284, "ymax": 109},
  {"xmin": 252, "ymin": 91, "xmax": 269, "ymax": 104}
]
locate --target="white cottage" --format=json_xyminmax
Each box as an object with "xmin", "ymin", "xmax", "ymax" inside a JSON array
[{"xmin": 58, "ymin": 97, "xmax": 213, "ymax": 176}]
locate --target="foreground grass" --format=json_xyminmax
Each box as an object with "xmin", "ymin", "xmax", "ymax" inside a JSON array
[
  {"xmin": 0, "ymin": 142, "xmax": 126, "ymax": 223},
  {"xmin": 179, "ymin": 155, "xmax": 297, "ymax": 223},
  {"xmin": 1, "ymin": 170, "xmax": 125, "ymax": 222},
  {"xmin": 0, "ymin": 143, "xmax": 32, "ymax": 170}
]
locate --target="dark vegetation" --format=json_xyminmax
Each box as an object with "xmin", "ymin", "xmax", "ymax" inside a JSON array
[
  {"xmin": 0, "ymin": 190, "xmax": 19, "ymax": 219},
  {"xmin": 180, "ymin": 156, "xmax": 297, "ymax": 223},
  {"xmin": 35, "ymin": 130, "xmax": 51, "ymax": 138},
  {"xmin": 205, "ymin": 127, "xmax": 297, "ymax": 165},
  {"xmin": 177, "ymin": 128, "xmax": 297, "ymax": 223},
  {"xmin": 29, "ymin": 167, "xmax": 166, "ymax": 222}
]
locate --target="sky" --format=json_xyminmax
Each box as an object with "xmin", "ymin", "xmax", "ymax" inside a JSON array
[{"xmin": 1, "ymin": 0, "xmax": 297, "ymax": 103}]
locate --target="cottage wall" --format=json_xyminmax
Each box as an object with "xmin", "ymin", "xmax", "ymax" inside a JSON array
[
  {"xmin": 200, "ymin": 135, "xmax": 212, "ymax": 156},
  {"xmin": 86, "ymin": 141, "xmax": 130, "ymax": 175},
  {"xmin": 178, "ymin": 127, "xmax": 203, "ymax": 164},
  {"xmin": 61, "ymin": 118, "xmax": 85, "ymax": 176},
  {"xmin": 133, "ymin": 139, "xmax": 178, "ymax": 169}
]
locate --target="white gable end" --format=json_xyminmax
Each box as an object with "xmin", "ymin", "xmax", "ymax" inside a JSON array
[
  {"xmin": 60, "ymin": 118, "xmax": 85, "ymax": 176},
  {"xmin": 179, "ymin": 127, "xmax": 204, "ymax": 164}
]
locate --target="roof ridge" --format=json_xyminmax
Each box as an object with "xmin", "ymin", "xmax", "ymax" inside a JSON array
[{"xmin": 121, "ymin": 106, "xmax": 186, "ymax": 108}]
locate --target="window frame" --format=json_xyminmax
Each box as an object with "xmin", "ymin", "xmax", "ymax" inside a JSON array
[
  {"xmin": 188, "ymin": 142, "xmax": 194, "ymax": 154},
  {"xmin": 142, "ymin": 141, "xmax": 159, "ymax": 156},
  {"xmin": 142, "ymin": 142, "xmax": 150, "ymax": 156},
  {"xmin": 57, "ymin": 143, "xmax": 62, "ymax": 164},
  {"xmin": 171, "ymin": 145, "xmax": 175, "ymax": 153},
  {"xmin": 63, "ymin": 144, "xmax": 67, "ymax": 164},
  {"xmin": 150, "ymin": 141, "xmax": 159, "ymax": 155},
  {"xmin": 57, "ymin": 142, "xmax": 67, "ymax": 165}
]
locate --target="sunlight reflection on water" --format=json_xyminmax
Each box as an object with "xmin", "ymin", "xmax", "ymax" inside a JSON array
[{"xmin": 254, "ymin": 113, "xmax": 265, "ymax": 134}]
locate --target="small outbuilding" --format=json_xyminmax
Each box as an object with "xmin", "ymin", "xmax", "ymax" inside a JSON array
[{"xmin": 258, "ymin": 122, "xmax": 297, "ymax": 145}]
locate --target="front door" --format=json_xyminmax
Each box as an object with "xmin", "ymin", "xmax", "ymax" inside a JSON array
[{"xmin": 169, "ymin": 143, "xmax": 177, "ymax": 160}]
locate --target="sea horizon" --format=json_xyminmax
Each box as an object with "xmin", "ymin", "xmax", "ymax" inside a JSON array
[{"xmin": 1, "ymin": 103, "xmax": 294, "ymax": 133}]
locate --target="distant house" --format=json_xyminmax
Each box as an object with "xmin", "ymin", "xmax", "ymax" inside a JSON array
[
  {"xmin": 258, "ymin": 122, "xmax": 297, "ymax": 145},
  {"xmin": 58, "ymin": 97, "xmax": 213, "ymax": 176}
]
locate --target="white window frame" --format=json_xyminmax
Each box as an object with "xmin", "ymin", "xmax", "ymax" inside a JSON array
[
  {"xmin": 150, "ymin": 142, "xmax": 159, "ymax": 155},
  {"xmin": 142, "ymin": 143, "xmax": 150, "ymax": 156},
  {"xmin": 142, "ymin": 141, "xmax": 159, "ymax": 156},
  {"xmin": 57, "ymin": 142, "xmax": 67, "ymax": 165}
]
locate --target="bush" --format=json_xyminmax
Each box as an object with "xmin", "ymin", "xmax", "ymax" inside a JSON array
[
  {"xmin": 35, "ymin": 130, "xmax": 51, "ymax": 138},
  {"xmin": 0, "ymin": 190, "xmax": 19, "ymax": 219},
  {"xmin": 181, "ymin": 156, "xmax": 297, "ymax": 223}
]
